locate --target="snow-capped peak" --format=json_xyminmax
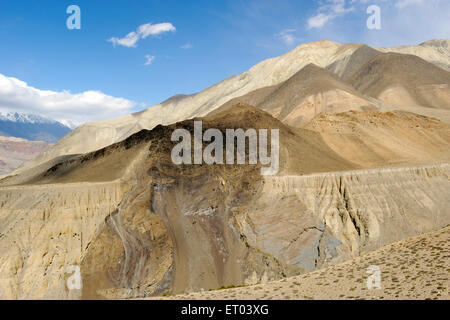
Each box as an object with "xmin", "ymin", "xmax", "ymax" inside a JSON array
[
  {"xmin": 0, "ymin": 112, "xmax": 60, "ymax": 125},
  {"xmin": 59, "ymin": 119, "xmax": 78, "ymax": 130}
]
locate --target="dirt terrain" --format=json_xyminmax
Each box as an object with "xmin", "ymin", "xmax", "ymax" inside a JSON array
[
  {"xmin": 305, "ymin": 110, "xmax": 450, "ymax": 168},
  {"xmin": 155, "ymin": 226, "xmax": 449, "ymax": 300}
]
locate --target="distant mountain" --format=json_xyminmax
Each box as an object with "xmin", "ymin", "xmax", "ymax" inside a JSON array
[
  {"xmin": 0, "ymin": 112, "xmax": 72, "ymax": 143},
  {"xmin": 59, "ymin": 119, "xmax": 78, "ymax": 130},
  {"xmin": 349, "ymin": 52, "xmax": 450, "ymax": 109},
  {"xmin": 0, "ymin": 136, "xmax": 51, "ymax": 175},
  {"xmin": 210, "ymin": 63, "xmax": 377, "ymax": 127},
  {"xmin": 326, "ymin": 45, "xmax": 382, "ymax": 81}
]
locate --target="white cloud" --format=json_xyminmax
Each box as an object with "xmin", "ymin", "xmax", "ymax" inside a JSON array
[
  {"xmin": 0, "ymin": 73, "xmax": 140, "ymax": 126},
  {"xmin": 180, "ymin": 43, "xmax": 193, "ymax": 50},
  {"xmin": 307, "ymin": 0, "xmax": 355, "ymax": 29},
  {"xmin": 307, "ymin": 13, "xmax": 333, "ymax": 29},
  {"xmin": 108, "ymin": 31, "xmax": 140, "ymax": 48},
  {"xmin": 276, "ymin": 29, "xmax": 297, "ymax": 45},
  {"xmin": 108, "ymin": 22, "xmax": 176, "ymax": 48},
  {"xmin": 138, "ymin": 23, "xmax": 176, "ymax": 39},
  {"xmin": 144, "ymin": 55, "xmax": 155, "ymax": 66}
]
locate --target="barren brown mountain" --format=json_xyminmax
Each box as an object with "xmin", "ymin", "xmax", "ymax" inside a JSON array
[
  {"xmin": 350, "ymin": 52, "xmax": 450, "ymax": 110},
  {"xmin": 327, "ymin": 44, "xmax": 383, "ymax": 81},
  {"xmin": 211, "ymin": 64, "xmax": 377, "ymax": 127},
  {"xmin": 10, "ymin": 40, "xmax": 450, "ymax": 176}
]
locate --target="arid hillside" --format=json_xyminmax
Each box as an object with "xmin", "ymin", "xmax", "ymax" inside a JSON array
[
  {"xmin": 156, "ymin": 226, "xmax": 450, "ymax": 300},
  {"xmin": 350, "ymin": 53, "xmax": 450, "ymax": 110},
  {"xmin": 10, "ymin": 40, "xmax": 450, "ymax": 176},
  {"xmin": 0, "ymin": 105, "xmax": 449, "ymax": 299},
  {"xmin": 305, "ymin": 110, "xmax": 450, "ymax": 168},
  {"xmin": 211, "ymin": 64, "xmax": 377, "ymax": 127},
  {"xmin": 326, "ymin": 45, "xmax": 383, "ymax": 81}
]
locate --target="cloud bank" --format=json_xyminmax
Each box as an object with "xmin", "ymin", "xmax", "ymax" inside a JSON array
[{"xmin": 0, "ymin": 73, "xmax": 140, "ymax": 126}]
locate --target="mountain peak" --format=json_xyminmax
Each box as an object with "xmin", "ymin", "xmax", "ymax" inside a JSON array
[
  {"xmin": 0, "ymin": 112, "xmax": 56, "ymax": 124},
  {"xmin": 59, "ymin": 119, "xmax": 77, "ymax": 130},
  {"xmin": 419, "ymin": 39, "xmax": 450, "ymax": 48},
  {"xmin": 0, "ymin": 111, "xmax": 72, "ymax": 143},
  {"xmin": 295, "ymin": 40, "xmax": 340, "ymax": 49}
]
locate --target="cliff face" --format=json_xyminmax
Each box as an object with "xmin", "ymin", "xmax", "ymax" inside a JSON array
[
  {"xmin": 0, "ymin": 182, "xmax": 125, "ymax": 299},
  {"xmin": 0, "ymin": 106, "xmax": 449, "ymax": 299},
  {"xmin": 241, "ymin": 165, "xmax": 450, "ymax": 273},
  {"xmin": 1, "ymin": 162, "xmax": 448, "ymax": 299}
]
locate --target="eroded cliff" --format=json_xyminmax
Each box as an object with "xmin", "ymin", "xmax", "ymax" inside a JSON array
[{"xmin": 0, "ymin": 106, "xmax": 449, "ymax": 299}]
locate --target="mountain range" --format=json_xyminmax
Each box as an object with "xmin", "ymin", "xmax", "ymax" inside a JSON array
[
  {"xmin": 0, "ymin": 112, "xmax": 72, "ymax": 143},
  {"xmin": 0, "ymin": 112, "xmax": 71, "ymax": 174},
  {"xmin": 13, "ymin": 39, "xmax": 450, "ymax": 174}
]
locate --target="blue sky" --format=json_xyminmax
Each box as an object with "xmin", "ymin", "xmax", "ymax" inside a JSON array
[{"xmin": 0, "ymin": 0, "xmax": 449, "ymax": 126}]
